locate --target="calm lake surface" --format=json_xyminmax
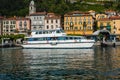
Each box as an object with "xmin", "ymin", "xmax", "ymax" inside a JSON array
[{"xmin": 0, "ymin": 46, "xmax": 120, "ymax": 80}]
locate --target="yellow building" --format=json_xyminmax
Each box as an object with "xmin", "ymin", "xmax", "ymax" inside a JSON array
[
  {"xmin": 64, "ymin": 11, "xmax": 94, "ymax": 35},
  {"xmin": 97, "ymin": 18, "xmax": 112, "ymax": 31},
  {"xmin": 97, "ymin": 16, "xmax": 120, "ymax": 39},
  {"xmin": 110, "ymin": 16, "xmax": 120, "ymax": 39}
]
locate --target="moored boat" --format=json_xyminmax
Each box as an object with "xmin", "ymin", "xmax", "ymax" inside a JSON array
[{"xmin": 21, "ymin": 28, "xmax": 95, "ymax": 49}]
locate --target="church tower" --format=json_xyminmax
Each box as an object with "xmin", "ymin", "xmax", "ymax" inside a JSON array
[{"xmin": 29, "ymin": 0, "xmax": 36, "ymax": 15}]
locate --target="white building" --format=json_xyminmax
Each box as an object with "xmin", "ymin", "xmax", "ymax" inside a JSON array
[
  {"xmin": 44, "ymin": 13, "xmax": 61, "ymax": 30},
  {"xmin": 29, "ymin": 12, "xmax": 46, "ymax": 31}
]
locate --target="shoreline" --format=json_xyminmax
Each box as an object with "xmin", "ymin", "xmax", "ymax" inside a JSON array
[{"xmin": 0, "ymin": 41, "xmax": 120, "ymax": 48}]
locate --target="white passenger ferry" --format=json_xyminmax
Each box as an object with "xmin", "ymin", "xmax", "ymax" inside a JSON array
[{"xmin": 21, "ymin": 28, "xmax": 95, "ymax": 49}]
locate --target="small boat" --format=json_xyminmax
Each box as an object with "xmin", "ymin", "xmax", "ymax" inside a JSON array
[{"xmin": 21, "ymin": 28, "xmax": 95, "ymax": 49}]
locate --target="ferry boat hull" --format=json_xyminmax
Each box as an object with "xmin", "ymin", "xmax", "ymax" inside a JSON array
[{"xmin": 22, "ymin": 41, "xmax": 95, "ymax": 49}]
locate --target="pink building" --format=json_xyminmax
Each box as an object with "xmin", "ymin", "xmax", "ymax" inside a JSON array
[
  {"xmin": 2, "ymin": 17, "xmax": 31, "ymax": 35},
  {"xmin": 16, "ymin": 17, "xmax": 31, "ymax": 35}
]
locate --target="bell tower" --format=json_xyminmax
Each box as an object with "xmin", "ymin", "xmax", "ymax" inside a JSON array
[{"xmin": 29, "ymin": 0, "xmax": 36, "ymax": 15}]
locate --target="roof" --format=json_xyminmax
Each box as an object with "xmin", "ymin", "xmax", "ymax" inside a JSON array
[
  {"xmin": 3, "ymin": 17, "xmax": 30, "ymax": 20},
  {"xmin": 97, "ymin": 18, "xmax": 112, "ymax": 21},
  {"xmin": 64, "ymin": 11, "xmax": 91, "ymax": 17},
  {"xmin": 92, "ymin": 30, "xmax": 111, "ymax": 35},
  {"xmin": 110, "ymin": 16, "xmax": 120, "ymax": 20},
  {"xmin": 45, "ymin": 13, "xmax": 61, "ymax": 19}
]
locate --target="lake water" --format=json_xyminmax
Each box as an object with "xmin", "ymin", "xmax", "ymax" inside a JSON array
[{"xmin": 0, "ymin": 46, "xmax": 120, "ymax": 80}]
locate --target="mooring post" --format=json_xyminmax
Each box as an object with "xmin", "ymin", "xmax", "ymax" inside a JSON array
[
  {"xmin": 113, "ymin": 37, "xmax": 116, "ymax": 47},
  {"xmin": 101, "ymin": 37, "xmax": 106, "ymax": 47}
]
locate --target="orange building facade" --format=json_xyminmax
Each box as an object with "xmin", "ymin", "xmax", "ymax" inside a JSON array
[
  {"xmin": 97, "ymin": 16, "xmax": 120, "ymax": 39},
  {"xmin": 64, "ymin": 11, "xmax": 94, "ymax": 35}
]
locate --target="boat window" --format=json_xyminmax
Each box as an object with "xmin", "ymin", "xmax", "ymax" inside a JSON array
[
  {"xmin": 58, "ymin": 37, "xmax": 66, "ymax": 40},
  {"xmin": 45, "ymin": 31, "xmax": 48, "ymax": 34},
  {"xmin": 37, "ymin": 38, "xmax": 43, "ymax": 41},
  {"xmin": 28, "ymin": 38, "xmax": 34, "ymax": 41},
  {"xmin": 50, "ymin": 37, "xmax": 58, "ymax": 40},
  {"xmin": 43, "ymin": 37, "xmax": 47, "ymax": 40},
  {"xmin": 43, "ymin": 31, "xmax": 45, "ymax": 34},
  {"xmin": 56, "ymin": 30, "xmax": 61, "ymax": 33},
  {"xmin": 39, "ymin": 32, "xmax": 42, "ymax": 34},
  {"xmin": 35, "ymin": 32, "xmax": 39, "ymax": 34},
  {"xmin": 74, "ymin": 37, "xmax": 78, "ymax": 40},
  {"xmin": 78, "ymin": 37, "xmax": 80, "ymax": 39},
  {"xmin": 81, "ymin": 36, "xmax": 85, "ymax": 39},
  {"xmin": 34, "ymin": 38, "xmax": 39, "ymax": 41},
  {"xmin": 66, "ymin": 37, "xmax": 69, "ymax": 40},
  {"xmin": 69, "ymin": 37, "xmax": 73, "ymax": 40},
  {"xmin": 47, "ymin": 37, "xmax": 51, "ymax": 40}
]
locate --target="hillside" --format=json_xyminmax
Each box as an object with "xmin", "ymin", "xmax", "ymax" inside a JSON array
[{"xmin": 0, "ymin": 0, "xmax": 119, "ymax": 17}]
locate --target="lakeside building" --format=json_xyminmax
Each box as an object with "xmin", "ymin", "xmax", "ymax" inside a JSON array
[
  {"xmin": 97, "ymin": 18, "xmax": 112, "ymax": 32},
  {"xmin": 0, "ymin": 16, "xmax": 3, "ymax": 35},
  {"xmin": 110, "ymin": 16, "xmax": 120, "ymax": 39},
  {"xmin": 29, "ymin": 12, "xmax": 46, "ymax": 31},
  {"xmin": 44, "ymin": 13, "xmax": 61, "ymax": 30},
  {"xmin": 2, "ymin": 17, "xmax": 16, "ymax": 35},
  {"xmin": 64, "ymin": 11, "xmax": 94, "ymax": 36},
  {"xmin": 29, "ymin": 0, "xmax": 46, "ymax": 31},
  {"xmin": 28, "ymin": 0, "xmax": 62, "ymax": 31},
  {"xmin": 2, "ymin": 17, "xmax": 30, "ymax": 35},
  {"xmin": 97, "ymin": 16, "xmax": 120, "ymax": 39},
  {"xmin": 16, "ymin": 18, "xmax": 31, "ymax": 35}
]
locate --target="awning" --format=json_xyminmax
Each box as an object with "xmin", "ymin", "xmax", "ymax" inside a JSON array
[{"xmin": 92, "ymin": 30, "xmax": 111, "ymax": 35}]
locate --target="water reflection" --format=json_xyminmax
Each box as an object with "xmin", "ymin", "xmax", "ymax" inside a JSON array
[
  {"xmin": 0, "ymin": 48, "xmax": 27, "ymax": 80},
  {"xmin": 0, "ymin": 47, "xmax": 120, "ymax": 80},
  {"xmin": 94, "ymin": 46, "xmax": 120, "ymax": 80},
  {"xmin": 22, "ymin": 49, "xmax": 94, "ymax": 80}
]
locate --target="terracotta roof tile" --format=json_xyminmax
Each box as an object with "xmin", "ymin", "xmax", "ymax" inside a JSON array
[
  {"xmin": 98, "ymin": 18, "xmax": 111, "ymax": 21},
  {"xmin": 3, "ymin": 17, "xmax": 30, "ymax": 20},
  {"xmin": 110, "ymin": 16, "xmax": 120, "ymax": 20},
  {"xmin": 45, "ymin": 12, "xmax": 61, "ymax": 19}
]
